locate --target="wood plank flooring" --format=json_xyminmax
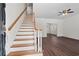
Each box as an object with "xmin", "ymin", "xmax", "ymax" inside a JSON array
[{"xmin": 42, "ymin": 34, "xmax": 79, "ymax": 56}]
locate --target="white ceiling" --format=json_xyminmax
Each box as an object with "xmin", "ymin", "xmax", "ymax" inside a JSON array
[{"xmin": 33, "ymin": 3, "xmax": 79, "ymax": 19}]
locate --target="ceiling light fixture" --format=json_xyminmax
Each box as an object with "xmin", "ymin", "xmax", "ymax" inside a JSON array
[{"xmin": 58, "ymin": 9, "xmax": 74, "ymax": 16}]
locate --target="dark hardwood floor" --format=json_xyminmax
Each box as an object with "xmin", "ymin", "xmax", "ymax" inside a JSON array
[{"xmin": 42, "ymin": 34, "xmax": 79, "ymax": 56}]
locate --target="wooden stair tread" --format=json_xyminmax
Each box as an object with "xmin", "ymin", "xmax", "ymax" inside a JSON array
[
  {"xmin": 18, "ymin": 29, "xmax": 34, "ymax": 31},
  {"xmin": 21, "ymin": 25, "xmax": 33, "ymax": 26},
  {"xmin": 20, "ymin": 28, "xmax": 34, "ymax": 29},
  {"xmin": 21, "ymin": 25, "xmax": 34, "ymax": 26},
  {"xmin": 18, "ymin": 31, "xmax": 34, "ymax": 32},
  {"xmin": 11, "ymin": 44, "xmax": 33, "ymax": 48},
  {"xmin": 8, "ymin": 50, "xmax": 37, "ymax": 56},
  {"xmin": 21, "ymin": 26, "xmax": 34, "ymax": 27},
  {"xmin": 16, "ymin": 34, "xmax": 34, "ymax": 36},
  {"xmin": 15, "ymin": 39, "xmax": 33, "ymax": 41},
  {"xmin": 22, "ymin": 24, "xmax": 33, "ymax": 25}
]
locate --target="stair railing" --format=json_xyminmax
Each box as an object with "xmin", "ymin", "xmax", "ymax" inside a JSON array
[{"xmin": 33, "ymin": 13, "xmax": 42, "ymax": 52}]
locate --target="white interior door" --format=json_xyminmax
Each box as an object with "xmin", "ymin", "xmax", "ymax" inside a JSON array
[{"xmin": 47, "ymin": 23, "xmax": 57, "ymax": 35}]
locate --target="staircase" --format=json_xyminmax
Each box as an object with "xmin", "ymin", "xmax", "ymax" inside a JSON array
[{"xmin": 8, "ymin": 17, "xmax": 43, "ymax": 56}]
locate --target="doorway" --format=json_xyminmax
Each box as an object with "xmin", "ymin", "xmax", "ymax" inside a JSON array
[
  {"xmin": 47, "ymin": 23, "xmax": 57, "ymax": 36},
  {"xmin": 26, "ymin": 3, "xmax": 33, "ymax": 15}
]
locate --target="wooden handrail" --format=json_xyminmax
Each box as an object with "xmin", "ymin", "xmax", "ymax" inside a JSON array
[
  {"xmin": 33, "ymin": 13, "xmax": 36, "ymax": 30},
  {"xmin": 8, "ymin": 7, "xmax": 27, "ymax": 31}
]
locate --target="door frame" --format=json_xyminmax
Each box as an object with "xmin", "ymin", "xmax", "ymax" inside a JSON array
[{"xmin": 47, "ymin": 23, "xmax": 58, "ymax": 36}]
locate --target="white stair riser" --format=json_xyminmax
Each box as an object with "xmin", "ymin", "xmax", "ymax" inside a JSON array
[
  {"xmin": 22, "ymin": 24, "xmax": 33, "ymax": 25},
  {"xmin": 20, "ymin": 27, "xmax": 34, "ymax": 28},
  {"xmin": 21, "ymin": 25, "xmax": 34, "ymax": 27},
  {"xmin": 16, "ymin": 36, "xmax": 34, "ymax": 39},
  {"xmin": 19, "ymin": 29, "xmax": 34, "ymax": 31},
  {"xmin": 17, "ymin": 32, "xmax": 34, "ymax": 34},
  {"xmin": 10, "ymin": 46, "xmax": 34, "ymax": 52},
  {"xmin": 22, "ymin": 21, "xmax": 33, "ymax": 25}
]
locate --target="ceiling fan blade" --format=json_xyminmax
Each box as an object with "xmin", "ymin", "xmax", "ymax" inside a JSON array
[
  {"xmin": 59, "ymin": 12, "xmax": 62, "ymax": 13},
  {"xmin": 67, "ymin": 9, "xmax": 71, "ymax": 11},
  {"xmin": 68, "ymin": 11, "xmax": 74, "ymax": 13}
]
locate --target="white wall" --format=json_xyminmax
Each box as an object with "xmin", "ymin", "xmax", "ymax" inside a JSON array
[
  {"xmin": 6, "ymin": 3, "xmax": 26, "ymax": 55},
  {"xmin": 63, "ymin": 14, "xmax": 79, "ymax": 40},
  {"xmin": 36, "ymin": 18, "xmax": 63, "ymax": 37},
  {"xmin": 6, "ymin": 3, "xmax": 26, "ymax": 28},
  {"xmin": 33, "ymin": 3, "xmax": 63, "ymax": 37}
]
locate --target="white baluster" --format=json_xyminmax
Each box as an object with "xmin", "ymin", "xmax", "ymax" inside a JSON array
[
  {"xmin": 34, "ymin": 30, "xmax": 37, "ymax": 52},
  {"xmin": 40, "ymin": 31, "xmax": 42, "ymax": 52},
  {"xmin": 37, "ymin": 30, "xmax": 40, "ymax": 52},
  {"xmin": 37, "ymin": 30, "xmax": 42, "ymax": 52}
]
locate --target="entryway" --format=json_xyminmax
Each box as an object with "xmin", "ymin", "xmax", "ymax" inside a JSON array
[{"xmin": 47, "ymin": 23, "xmax": 57, "ymax": 36}]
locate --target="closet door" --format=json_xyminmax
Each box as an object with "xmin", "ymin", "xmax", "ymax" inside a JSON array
[
  {"xmin": 48, "ymin": 23, "xmax": 57, "ymax": 35},
  {"xmin": 0, "ymin": 3, "xmax": 6, "ymax": 56},
  {"xmin": 50, "ymin": 24, "xmax": 57, "ymax": 35}
]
